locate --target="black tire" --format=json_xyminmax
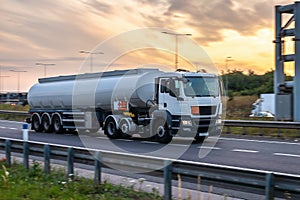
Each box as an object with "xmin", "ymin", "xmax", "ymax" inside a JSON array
[
  {"xmin": 152, "ymin": 119, "xmax": 172, "ymax": 143},
  {"xmin": 194, "ymin": 136, "xmax": 206, "ymax": 143},
  {"xmin": 32, "ymin": 114, "xmax": 43, "ymax": 132},
  {"xmin": 104, "ymin": 117, "xmax": 120, "ymax": 139},
  {"xmin": 42, "ymin": 114, "xmax": 53, "ymax": 133},
  {"xmin": 52, "ymin": 114, "xmax": 65, "ymax": 134}
]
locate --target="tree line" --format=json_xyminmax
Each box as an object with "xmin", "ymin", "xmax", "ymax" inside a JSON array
[{"xmin": 220, "ymin": 69, "xmax": 292, "ymax": 97}]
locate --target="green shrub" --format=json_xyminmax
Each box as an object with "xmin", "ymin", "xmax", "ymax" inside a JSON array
[{"xmin": 0, "ymin": 160, "xmax": 162, "ymax": 200}]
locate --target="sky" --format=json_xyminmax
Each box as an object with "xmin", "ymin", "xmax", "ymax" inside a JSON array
[{"xmin": 0, "ymin": 0, "xmax": 296, "ymax": 92}]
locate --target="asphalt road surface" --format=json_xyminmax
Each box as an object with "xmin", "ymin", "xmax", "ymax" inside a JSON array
[{"xmin": 1, "ymin": 120, "xmax": 299, "ymax": 176}]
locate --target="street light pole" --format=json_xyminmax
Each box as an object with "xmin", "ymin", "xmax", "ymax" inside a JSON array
[
  {"xmin": 162, "ymin": 31, "xmax": 192, "ymax": 70},
  {"xmin": 225, "ymin": 56, "xmax": 233, "ymax": 96},
  {"xmin": 10, "ymin": 70, "xmax": 27, "ymax": 93},
  {"xmin": 79, "ymin": 50, "xmax": 104, "ymax": 72},
  {"xmin": 0, "ymin": 66, "xmax": 2, "ymax": 94},
  {"xmin": 225, "ymin": 56, "xmax": 232, "ymax": 73},
  {"xmin": 35, "ymin": 63, "xmax": 55, "ymax": 77},
  {"xmin": 0, "ymin": 76, "xmax": 9, "ymax": 93}
]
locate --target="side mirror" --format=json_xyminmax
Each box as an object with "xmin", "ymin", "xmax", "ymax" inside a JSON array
[{"xmin": 182, "ymin": 78, "xmax": 188, "ymax": 84}]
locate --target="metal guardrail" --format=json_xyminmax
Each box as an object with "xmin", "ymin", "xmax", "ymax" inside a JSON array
[
  {"xmin": 0, "ymin": 110, "xmax": 29, "ymax": 116},
  {"xmin": 0, "ymin": 137, "xmax": 299, "ymax": 200},
  {"xmin": 223, "ymin": 120, "xmax": 300, "ymax": 136},
  {"xmin": 224, "ymin": 120, "xmax": 300, "ymax": 129}
]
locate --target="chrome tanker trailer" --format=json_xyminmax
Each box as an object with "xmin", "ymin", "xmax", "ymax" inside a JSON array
[{"xmin": 28, "ymin": 68, "xmax": 222, "ymax": 143}]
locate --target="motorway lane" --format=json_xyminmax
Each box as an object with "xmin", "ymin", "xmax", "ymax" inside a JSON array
[{"xmin": 1, "ymin": 120, "xmax": 300, "ymax": 175}]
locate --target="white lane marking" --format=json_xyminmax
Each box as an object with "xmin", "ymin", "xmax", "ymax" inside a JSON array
[
  {"xmin": 274, "ymin": 153, "xmax": 300, "ymax": 158},
  {"xmin": 95, "ymin": 137, "xmax": 108, "ymax": 139},
  {"xmin": 116, "ymin": 139, "xmax": 133, "ymax": 142},
  {"xmin": 141, "ymin": 141, "xmax": 159, "ymax": 144},
  {"xmin": 232, "ymin": 149, "xmax": 259, "ymax": 153},
  {"xmin": 220, "ymin": 137, "xmax": 300, "ymax": 145},
  {"xmin": 170, "ymin": 144, "xmax": 188, "ymax": 147},
  {"xmin": 0, "ymin": 126, "xmax": 18, "ymax": 130},
  {"xmin": 197, "ymin": 146, "xmax": 221, "ymax": 150}
]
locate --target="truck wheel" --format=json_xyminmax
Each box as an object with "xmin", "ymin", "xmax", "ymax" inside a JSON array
[
  {"xmin": 104, "ymin": 117, "xmax": 120, "ymax": 139},
  {"xmin": 194, "ymin": 136, "xmax": 206, "ymax": 143},
  {"xmin": 52, "ymin": 114, "xmax": 65, "ymax": 134},
  {"xmin": 153, "ymin": 119, "xmax": 172, "ymax": 143},
  {"xmin": 42, "ymin": 113, "xmax": 53, "ymax": 133},
  {"xmin": 119, "ymin": 119, "xmax": 132, "ymax": 139},
  {"xmin": 32, "ymin": 114, "xmax": 43, "ymax": 132}
]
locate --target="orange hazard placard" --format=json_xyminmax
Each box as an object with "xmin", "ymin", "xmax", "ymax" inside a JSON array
[{"xmin": 114, "ymin": 100, "xmax": 128, "ymax": 111}]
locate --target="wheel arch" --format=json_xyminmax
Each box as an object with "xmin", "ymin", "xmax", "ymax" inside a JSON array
[
  {"xmin": 41, "ymin": 112, "xmax": 52, "ymax": 124},
  {"xmin": 104, "ymin": 115, "xmax": 122, "ymax": 130},
  {"xmin": 150, "ymin": 110, "xmax": 172, "ymax": 135},
  {"xmin": 51, "ymin": 112, "xmax": 62, "ymax": 124},
  {"xmin": 31, "ymin": 112, "xmax": 42, "ymax": 124}
]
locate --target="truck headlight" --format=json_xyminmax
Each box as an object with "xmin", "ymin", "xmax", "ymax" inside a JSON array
[
  {"xmin": 182, "ymin": 119, "xmax": 192, "ymax": 126},
  {"xmin": 215, "ymin": 117, "xmax": 222, "ymax": 125}
]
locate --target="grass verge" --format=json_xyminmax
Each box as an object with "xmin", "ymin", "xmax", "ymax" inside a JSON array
[
  {"xmin": 0, "ymin": 104, "xmax": 29, "ymax": 122},
  {"xmin": 0, "ymin": 160, "xmax": 162, "ymax": 200}
]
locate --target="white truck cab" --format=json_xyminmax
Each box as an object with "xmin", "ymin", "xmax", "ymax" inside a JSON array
[{"xmin": 152, "ymin": 72, "xmax": 222, "ymax": 142}]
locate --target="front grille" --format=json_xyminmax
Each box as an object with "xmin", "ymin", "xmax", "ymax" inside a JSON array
[
  {"xmin": 193, "ymin": 118, "xmax": 213, "ymax": 133},
  {"xmin": 200, "ymin": 106, "xmax": 216, "ymax": 115}
]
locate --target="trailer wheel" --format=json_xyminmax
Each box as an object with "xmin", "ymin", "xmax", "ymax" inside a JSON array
[
  {"xmin": 153, "ymin": 119, "xmax": 172, "ymax": 143},
  {"xmin": 32, "ymin": 114, "xmax": 43, "ymax": 132},
  {"xmin": 104, "ymin": 117, "xmax": 120, "ymax": 139},
  {"xmin": 52, "ymin": 114, "xmax": 65, "ymax": 134},
  {"xmin": 42, "ymin": 113, "xmax": 53, "ymax": 133}
]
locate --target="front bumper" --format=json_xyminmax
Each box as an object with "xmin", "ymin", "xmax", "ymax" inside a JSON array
[{"xmin": 170, "ymin": 116, "xmax": 222, "ymax": 137}]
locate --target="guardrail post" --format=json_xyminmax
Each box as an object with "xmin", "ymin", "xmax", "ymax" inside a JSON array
[
  {"xmin": 94, "ymin": 151, "xmax": 102, "ymax": 185},
  {"xmin": 277, "ymin": 128, "xmax": 281, "ymax": 138},
  {"xmin": 242, "ymin": 127, "xmax": 246, "ymax": 135},
  {"xmin": 259, "ymin": 127, "xmax": 263, "ymax": 136},
  {"xmin": 265, "ymin": 173, "xmax": 274, "ymax": 200},
  {"xmin": 226, "ymin": 126, "xmax": 230, "ymax": 134},
  {"xmin": 5, "ymin": 139, "xmax": 11, "ymax": 167},
  {"xmin": 67, "ymin": 147, "xmax": 74, "ymax": 179},
  {"xmin": 164, "ymin": 160, "xmax": 172, "ymax": 200},
  {"xmin": 23, "ymin": 141, "xmax": 29, "ymax": 170},
  {"xmin": 44, "ymin": 144, "xmax": 51, "ymax": 175}
]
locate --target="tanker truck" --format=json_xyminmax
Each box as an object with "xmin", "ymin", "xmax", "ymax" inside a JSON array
[{"xmin": 27, "ymin": 68, "xmax": 222, "ymax": 143}]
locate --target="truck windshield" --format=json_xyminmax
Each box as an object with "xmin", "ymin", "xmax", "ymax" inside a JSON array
[{"xmin": 183, "ymin": 77, "xmax": 219, "ymax": 97}]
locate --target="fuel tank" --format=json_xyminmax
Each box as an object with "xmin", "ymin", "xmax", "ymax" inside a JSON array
[{"xmin": 28, "ymin": 68, "xmax": 164, "ymax": 111}]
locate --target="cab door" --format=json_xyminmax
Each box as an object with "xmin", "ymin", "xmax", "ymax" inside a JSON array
[{"xmin": 158, "ymin": 78, "xmax": 181, "ymax": 115}]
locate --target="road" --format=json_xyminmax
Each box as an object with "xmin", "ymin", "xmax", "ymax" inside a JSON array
[{"xmin": 0, "ymin": 120, "xmax": 300, "ymax": 176}]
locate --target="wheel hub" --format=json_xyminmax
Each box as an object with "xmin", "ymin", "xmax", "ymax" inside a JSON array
[
  {"xmin": 121, "ymin": 123, "xmax": 129, "ymax": 134},
  {"xmin": 157, "ymin": 125, "xmax": 165, "ymax": 137}
]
